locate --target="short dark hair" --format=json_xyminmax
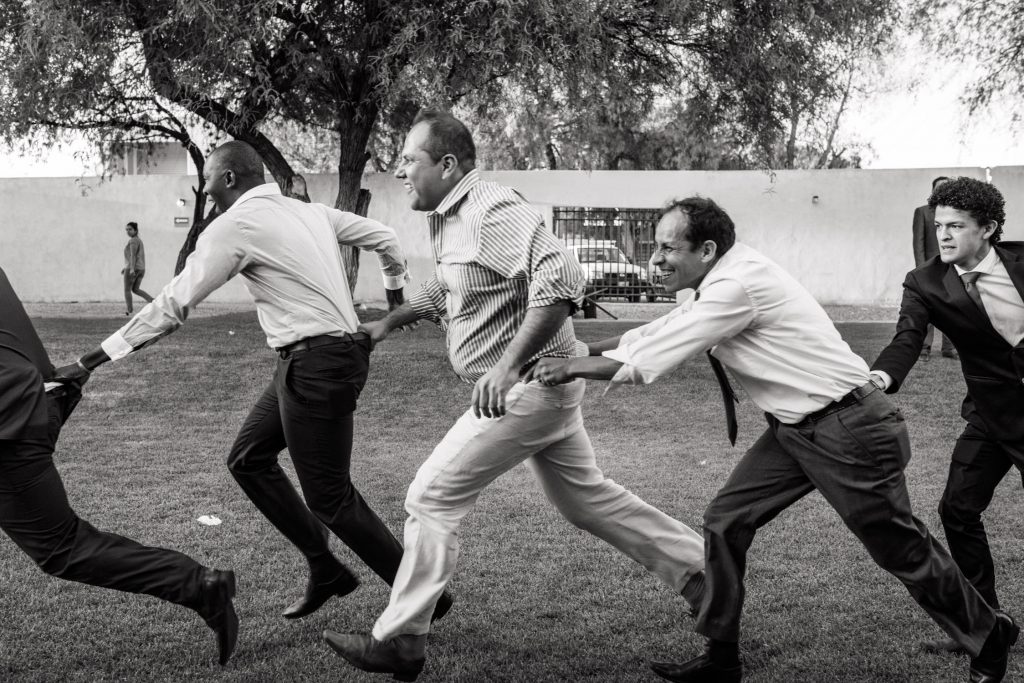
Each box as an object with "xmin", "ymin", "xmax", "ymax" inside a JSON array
[
  {"xmin": 126, "ymin": 221, "xmax": 138, "ymax": 230},
  {"xmin": 931, "ymin": 176, "xmax": 950, "ymax": 189},
  {"xmin": 209, "ymin": 140, "xmax": 266, "ymax": 180},
  {"xmin": 928, "ymin": 176, "xmax": 1005, "ymax": 244},
  {"xmin": 662, "ymin": 197, "xmax": 736, "ymax": 256},
  {"xmin": 411, "ymin": 108, "xmax": 476, "ymax": 171}
]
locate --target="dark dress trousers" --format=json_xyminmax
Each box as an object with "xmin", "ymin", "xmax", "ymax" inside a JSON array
[
  {"xmin": 0, "ymin": 267, "xmax": 204, "ymax": 608},
  {"xmin": 873, "ymin": 241, "xmax": 1024, "ymax": 606}
]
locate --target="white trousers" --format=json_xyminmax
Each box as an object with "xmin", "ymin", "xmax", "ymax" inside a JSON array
[{"xmin": 372, "ymin": 379, "xmax": 704, "ymax": 639}]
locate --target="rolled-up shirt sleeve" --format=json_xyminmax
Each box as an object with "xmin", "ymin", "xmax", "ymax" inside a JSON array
[
  {"xmin": 100, "ymin": 217, "xmax": 250, "ymax": 361},
  {"xmin": 603, "ymin": 278, "xmax": 754, "ymax": 387},
  {"xmin": 408, "ymin": 275, "xmax": 448, "ymax": 326},
  {"xmin": 327, "ymin": 209, "xmax": 408, "ymax": 290}
]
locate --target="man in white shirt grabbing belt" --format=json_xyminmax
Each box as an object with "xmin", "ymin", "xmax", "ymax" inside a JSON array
[
  {"xmin": 54, "ymin": 141, "xmax": 451, "ymax": 633},
  {"xmin": 530, "ymin": 197, "xmax": 1015, "ymax": 683}
]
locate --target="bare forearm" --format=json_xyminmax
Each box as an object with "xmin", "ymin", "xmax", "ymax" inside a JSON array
[
  {"xmin": 566, "ymin": 355, "xmax": 623, "ymax": 381},
  {"xmin": 379, "ymin": 302, "xmax": 420, "ymax": 331},
  {"xmin": 586, "ymin": 335, "xmax": 623, "ymax": 355},
  {"xmin": 499, "ymin": 301, "xmax": 572, "ymax": 370}
]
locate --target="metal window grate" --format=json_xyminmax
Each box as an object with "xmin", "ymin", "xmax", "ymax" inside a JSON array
[{"xmin": 552, "ymin": 206, "xmax": 671, "ymax": 305}]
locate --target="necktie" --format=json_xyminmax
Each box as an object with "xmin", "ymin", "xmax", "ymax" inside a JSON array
[
  {"xmin": 694, "ymin": 289, "xmax": 738, "ymax": 445},
  {"xmin": 961, "ymin": 271, "xmax": 988, "ymax": 317},
  {"xmin": 707, "ymin": 351, "xmax": 739, "ymax": 446}
]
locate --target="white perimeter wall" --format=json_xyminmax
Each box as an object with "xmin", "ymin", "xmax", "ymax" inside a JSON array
[{"xmin": 2, "ymin": 167, "xmax": 1022, "ymax": 305}]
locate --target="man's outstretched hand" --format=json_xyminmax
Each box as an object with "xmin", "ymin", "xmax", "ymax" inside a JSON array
[
  {"xmin": 357, "ymin": 320, "xmax": 391, "ymax": 350},
  {"xmin": 52, "ymin": 361, "xmax": 91, "ymax": 387}
]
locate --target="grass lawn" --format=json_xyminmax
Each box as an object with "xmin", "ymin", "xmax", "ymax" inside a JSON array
[{"xmin": 3, "ymin": 311, "xmax": 1022, "ymax": 682}]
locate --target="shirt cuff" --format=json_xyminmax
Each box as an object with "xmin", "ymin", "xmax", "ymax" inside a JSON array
[
  {"xmin": 100, "ymin": 332, "xmax": 134, "ymax": 362},
  {"xmin": 870, "ymin": 370, "xmax": 893, "ymax": 390},
  {"xmin": 383, "ymin": 273, "xmax": 407, "ymax": 290}
]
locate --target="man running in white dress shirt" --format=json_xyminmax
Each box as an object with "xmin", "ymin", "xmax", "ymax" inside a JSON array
[
  {"xmin": 323, "ymin": 109, "xmax": 706, "ymax": 681},
  {"xmin": 53, "ymin": 140, "xmax": 454, "ymax": 629},
  {"xmin": 528, "ymin": 196, "xmax": 1015, "ymax": 683}
]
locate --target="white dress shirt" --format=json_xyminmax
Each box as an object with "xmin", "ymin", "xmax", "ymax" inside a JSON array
[
  {"xmin": 101, "ymin": 183, "xmax": 408, "ymax": 360},
  {"xmin": 603, "ymin": 243, "xmax": 869, "ymax": 424},
  {"xmin": 954, "ymin": 247, "xmax": 1024, "ymax": 346}
]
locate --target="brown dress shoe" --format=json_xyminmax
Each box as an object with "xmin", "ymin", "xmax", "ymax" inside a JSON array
[
  {"xmin": 324, "ymin": 631, "xmax": 426, "ymax": 681},
  {"xmin": 969, "ymin": 611, "xmax": 1020, "ymax": 682},
  {"xmin": 283, "ymin": 566, "xmax": 359, "ymax": 619}
]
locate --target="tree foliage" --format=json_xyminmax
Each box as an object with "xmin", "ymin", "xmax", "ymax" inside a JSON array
[
  {"xmin": 0, "ymin": 0, "xmax": 901, "ymax": 278},
  {"xmin": 917, "ymin": 0, "xmax": 1024, "ymax": 123}
]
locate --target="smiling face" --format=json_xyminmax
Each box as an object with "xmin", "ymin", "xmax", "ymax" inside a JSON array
[
  {"xmin": 650, "ymin": 209, "xmax": 717, "ymax": 293},
  {"xmin": 394, "ymin": 122, "xmax": 460, "ymax": 212},
  {"xmin": 935, "ymin": 205, "xmax": 996, "ymax": 270}
]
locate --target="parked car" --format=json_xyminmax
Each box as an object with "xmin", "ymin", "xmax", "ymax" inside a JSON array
[{"xmin": 563, "ymin": 240, "xmax": 668, "ymax": 302}]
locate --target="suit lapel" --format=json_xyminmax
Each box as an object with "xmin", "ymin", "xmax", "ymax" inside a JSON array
[
  {"xmin": 942, "ymin": 265, "xmax": 996, "ymax": 333},
  {"xmin": 998, "ymin": 246, "xmax": 1024, "ymax": 300},
  {"xmin": 997, "ymin": 247, "xmax": 1024, "ymax": 348}
]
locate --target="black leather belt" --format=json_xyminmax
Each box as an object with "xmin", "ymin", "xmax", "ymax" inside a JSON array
[
  {"xmin": 276, "ymin": 332, "xmax": 367, "ymax": 358},
  {"xmin": 802, "ymin": 382, "xmax": 877, "ymax": 423}
]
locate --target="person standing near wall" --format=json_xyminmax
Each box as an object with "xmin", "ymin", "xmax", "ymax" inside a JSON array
[
  {"xmin": 912, "ymin": 177, "xmax": 956, "ymax": 360},
  {"xmin": 122, "ymin": 221, "xmax": 154, "ymax": 316}
]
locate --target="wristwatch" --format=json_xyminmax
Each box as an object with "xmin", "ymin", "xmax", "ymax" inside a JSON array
[{"xmin": 868, "ymin": 373, "xmax": 886, "ymax": 390}]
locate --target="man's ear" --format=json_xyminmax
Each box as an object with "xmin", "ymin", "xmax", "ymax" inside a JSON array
[
  {"xmin": 700, "ymin": 240, "xmax": 718, "ymax": 262},
  {"xmin": 982, "ymin": 220, "xmax": 998, "ymax": 240},
  {"xmin": 224, "ymin": 170, "xmax": 236, "ymax": 188},
  {"xmin": 440, "ymin": 154, "xmax": 459, "ymax": 179}
]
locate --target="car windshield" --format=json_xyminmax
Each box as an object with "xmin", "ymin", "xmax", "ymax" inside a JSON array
[{"xmin": 577, "ymin": 247, "xmax": 627, "ymax": 263}]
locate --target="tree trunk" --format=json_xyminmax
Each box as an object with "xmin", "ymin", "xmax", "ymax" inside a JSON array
[
  {"xmin": 175, "ymin": 138, "xmax": 211, "ymax": 274},
  {"xmin": 334, "ymin": 109, "xmax": 377, "ymax": 293}
]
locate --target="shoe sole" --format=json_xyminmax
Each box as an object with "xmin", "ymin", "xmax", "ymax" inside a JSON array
[{"xmin": 323, "ymin": 632, "xmax": 422, "ymax": 682}]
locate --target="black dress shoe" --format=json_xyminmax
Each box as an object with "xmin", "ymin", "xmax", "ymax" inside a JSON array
[
  {"xmin": 198, "ymin": 568, "xmax": 239, "ymax": 666},
  {"xmin": 969, "ymin": 611, "xmax": 1020, "ymax": 682},
  {"xmin": 431, "ymin": 591, "xmax": 454, "ymax": 623},
  {"xmin": 650, "ymin": 654, "xmax": 742, "ymax": 682},
  {"xmin": 283, "ymin": 566, "xmax": 360, "ymax": 619},
  {"xmin": 324, "ymin": 631, "xmax": 426, "ymax": 681}
]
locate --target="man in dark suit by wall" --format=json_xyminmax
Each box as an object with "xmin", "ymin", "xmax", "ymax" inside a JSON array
[
  {"xmin": 873, "ymin": 176, "xmax": 1024, "ymax": 659},
  {"xmin": 0, "ymin": 266, "xmax": 238, "ymax": 665},
  {"xmin": 911, "ymin": 176, "xmax": 956, "ymax": 360}
]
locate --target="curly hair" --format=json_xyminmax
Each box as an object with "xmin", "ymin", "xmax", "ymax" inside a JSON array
[
  {"xmin": 661, "ymin": 197, "xmax": 736, "ymax": 256},
  {"xmin": 928, "ymin": 176, "xmax": 1004, "ymax": 244}
]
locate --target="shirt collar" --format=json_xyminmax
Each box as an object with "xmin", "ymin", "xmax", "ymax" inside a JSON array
[
  {"xmin": 954, "ymin": 245, "xmax": 999, "ymax": 277},
  {"xmin": 227, "ymin": 182, "xmax": 282, "ymax": 213},
  {"xmin": 430, "ymin": 169, "xmax": 480, "ymax": 217}
]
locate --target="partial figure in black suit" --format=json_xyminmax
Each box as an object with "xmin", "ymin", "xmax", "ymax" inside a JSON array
[
  {"xmin": 0, "ymin": 266, "xmax": 238, "ymax": 665},
  {"xmin": 873, "ymin": 176, "xmax": 1024, "ymax": 661},
  {"xmin": 911, "ymin": 175, "xmax": 957, "ymax": 360}
]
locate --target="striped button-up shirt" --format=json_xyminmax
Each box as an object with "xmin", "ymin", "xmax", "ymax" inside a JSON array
[{"xmin": 408, "ymin": 170, "xmax": 585, "ymax": 382}]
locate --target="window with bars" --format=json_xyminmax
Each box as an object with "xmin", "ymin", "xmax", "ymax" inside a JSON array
[{"xmin": 552, "ymin": 206, "xmax": 672, "ymax": 303}]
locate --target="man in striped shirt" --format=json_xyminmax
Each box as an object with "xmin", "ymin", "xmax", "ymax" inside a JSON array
[{"xmin": 324, "ymin": 109, "xmax": 705, "ymax": 681}]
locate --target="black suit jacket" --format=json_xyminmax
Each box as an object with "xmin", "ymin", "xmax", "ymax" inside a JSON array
[
  {"xmin": 912, "ymin": 205, "xmax": 940, "ymax": 266},
  {"xmin": 873, "ymin": 242, "xmax": 1024, "ymax": 442},
  {"xmin": 0, "ymin": 266, "xmax": 55, "ymax": 441}
]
